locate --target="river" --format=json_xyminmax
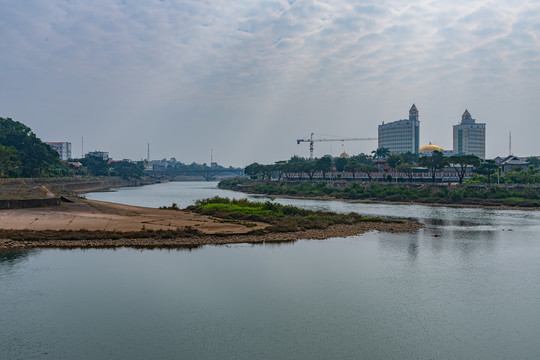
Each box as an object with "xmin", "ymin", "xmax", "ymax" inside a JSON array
[{"xmin": 1, "ymin": 181, "xmax": 539, "ymax": 359}]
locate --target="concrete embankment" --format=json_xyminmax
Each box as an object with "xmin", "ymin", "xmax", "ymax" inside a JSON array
[{"xmin": 0, "ymin": 177, "xmax": 157, "ymax": 209}]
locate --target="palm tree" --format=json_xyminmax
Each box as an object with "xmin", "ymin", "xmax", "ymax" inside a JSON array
[{"xmin": 372, "ymin": 147, "xmax": 390, "ymax": 159}]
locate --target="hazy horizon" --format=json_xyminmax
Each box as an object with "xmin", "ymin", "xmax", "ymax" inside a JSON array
[{"xmin": 1, "ymin": 0, "xmax": 539, "ymax": 166}]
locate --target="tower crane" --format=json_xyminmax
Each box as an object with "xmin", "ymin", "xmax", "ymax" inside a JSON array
[{"xmin": 296, "ymin": 133, "xmax": 378, "ymax": 160}]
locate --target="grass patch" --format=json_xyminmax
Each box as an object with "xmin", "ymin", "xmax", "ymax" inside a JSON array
[{"xmin": 187, "ymin": 196, "xmax": 398, "ymax": 233}]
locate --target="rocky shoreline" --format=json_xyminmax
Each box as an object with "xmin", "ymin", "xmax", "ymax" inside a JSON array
[{"xmin": 0, "ymin": 221, "xmax": 423, "ymax": 250}]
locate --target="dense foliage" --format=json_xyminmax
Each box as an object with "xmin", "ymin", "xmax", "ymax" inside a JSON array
[
  {"xmin": 0, "ymin": 117, "xmax": 70, "ymax": 177},
  {"xmin": 466, "ymin": 165, "xmax": 540, "ymax": 185},
  {"xmin": 245, "ymin": 153, "xmax": 381, "ymax": 181},
  {"xmin": 188, "ymin": 196, "xmax": 398, "ymax": 233},
  {"xmin": 219, "ymin": 179, "xmax": 540, "ymax": 207}
]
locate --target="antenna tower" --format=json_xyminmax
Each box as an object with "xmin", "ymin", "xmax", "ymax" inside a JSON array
[
  {"xmin": 81, "ymin": 137, "xmax": 84, "ymax": 158},
  {"xmin": 509, "ymin": 132, "xmax": 512, "ymax": 155},
  {"xmin": 147, "ymin": 142, "xmax": 150, "ymax": 161}
]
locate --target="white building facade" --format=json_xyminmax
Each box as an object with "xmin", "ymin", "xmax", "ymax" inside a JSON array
[
  {"xmin": 378, "ymin": 104, "xmax": 420, "ymax": 154},
  {"xmin": 46, "ymin": 142, "xmax": 72, "ymax": 161},
  {"xmin": 85, "ymin": 151, "xmax": 110, "ymax": 161},
  {"xmin": 453, "ymin": 110, "xmax": 486, "ymax": 159}
]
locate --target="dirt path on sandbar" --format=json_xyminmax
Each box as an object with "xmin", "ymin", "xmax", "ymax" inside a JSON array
[
  {"xmin": 0, "ymin": 198, "xmax": 424, "ymax": 250},
  {"xmin": 0, "ymin": 198, "xmax": 267, "ymax": 234}
]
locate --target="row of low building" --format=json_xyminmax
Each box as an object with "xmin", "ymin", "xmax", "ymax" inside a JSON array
[{"xmin": 378, "ymin": 105, "xmax": 486, "ymax": 159}]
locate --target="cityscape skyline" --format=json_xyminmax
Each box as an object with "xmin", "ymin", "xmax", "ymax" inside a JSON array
[
  {"xmin": 46, "ymin": 104, "xmax": 489, "ymax": 164},
  {"xmin": 1, "ymin": 1, "xmax": 539, "ymax": 166}
]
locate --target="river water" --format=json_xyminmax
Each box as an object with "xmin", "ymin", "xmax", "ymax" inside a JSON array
[{"xmin": 1, "ymin": 181, "xmax": 540, "ymax": 359}]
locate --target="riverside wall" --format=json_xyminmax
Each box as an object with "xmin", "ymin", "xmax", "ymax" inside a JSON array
[
  {"xmin": 0, "ymin": 177, "xmax": 158, "ymax": 209},
  {"xmin": 0, "ymin": 197, "xmax": 61, "ymax": 210}
]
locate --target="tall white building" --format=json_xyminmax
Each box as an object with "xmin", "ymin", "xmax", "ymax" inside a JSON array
[
  {"xmin": 453, "ymin": 110, "xmax": 486, "ymax": 159},
  {"xmin": 378, "ymin": 104, "xmax": 420, "ymax": 154},
  {"xmin": 46, "ymin": 142, "xmax": 72, "ymax": 161}
]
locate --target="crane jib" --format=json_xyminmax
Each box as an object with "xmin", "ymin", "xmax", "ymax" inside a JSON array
[{"xmin": 296, "ymin": 136, "xmax": 378, "ymax": 159}]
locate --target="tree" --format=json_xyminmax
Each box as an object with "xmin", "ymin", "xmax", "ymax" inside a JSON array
[
  {"xmin": 302, "ymin": 161, "xmax": 316, "ymax": 180},
  {"xmin": 526, "ymin": 156, "xmax": 540, "ymax": 169},
  {"xmin": 402, "ymin": 152, "xmax": 419, "ymax": 165},
  {"xmin": 397, "ymin": 163, "xmax": 415, "ymax": 180},
  {"xmin": 315, "ymin": 156, "xmax": 332, "ymax": 179},
  {"xmin": 448, "ymin": 155, "xmax": 481, "ymax": 184},
  {"xmin": 260, "ymin": 164, "xmax": 275, "ymax": 180},
  {"xmin": 358, "ymin": 163, "xmax": 379, "ymax": 181},
  {"xmin": 79, "ymin": 156, "xmax": 111, "ymax": 176},
  {"xmin": 111, "ymin": 161, "xmax": 144, "ymax": 179},
  {"xmin": 245, "ymin": 163, "xmax": 262, "ymax": 179},
  {"xmin": 344, "ymin": 159, "xmax": 362, "ymax": 179},
  {"xmin": 334, "ymin": 157, "xmax": 349, "ymax": 172},
  {"xmin": 474, "ymin": 159, "xmax": 498, "ymax": 184},
  {"xmin": 288, "ymin": 155, "xmax": 307, "ymax": 179},
  {"xmin": 274, "ymin": 161, "xmax": 286, "ymax": 180},
  {"xmin": 386, "ymin": 154, "xmax": 402, "ymax": 180},
  {"xmin": 0, "ymin": 117, "xmax": 69, "ymax": 177},
  {"xmin": 0, "ymin": 144, "xmax": 21, "ymax": 177},
  {"xmin": 279, "ymin": 161, "xmax": 296, "ymax": 179},
  {"xmin": 419, "ymin": 151, "xmax": 447, "ymax": 182},
  {"xmin": 371, "ymin": 147, "xmax": 390, "ymax": 159},
  {"xmin": 352, "ymin": 153, "xmax": 375, "ymax": 165}
]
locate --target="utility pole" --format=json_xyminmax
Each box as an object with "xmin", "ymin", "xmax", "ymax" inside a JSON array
[
  {"xmin": 509, "ymin": 131, "xmax": 512, "ymax": 156},
  {"xmin": 147, "ymin": 142, "xmax": 150, "ymax": 161},
  {"xmin": 81, "ymin": 137, "xmax": 84, "ymax": 158}
]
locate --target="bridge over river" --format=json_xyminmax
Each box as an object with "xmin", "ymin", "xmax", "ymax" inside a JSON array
[{"xmin": 150, "ymin": 168, "xmax": 244, "ymax": 181}]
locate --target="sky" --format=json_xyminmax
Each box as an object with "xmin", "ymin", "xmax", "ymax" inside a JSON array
[{"xmin": 1, "ymin": 0, "xmax": 539, "ymax": 166}]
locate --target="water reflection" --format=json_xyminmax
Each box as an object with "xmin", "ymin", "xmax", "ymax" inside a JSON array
[
  {"xmin": 2, "ymin": 182, "xmax": 540, "ymax": 360},
  {"xmin": 407, "ymin": 239, "xmax": 419, "ymax": 260},
  {"xmin": 0, "ymin": 250, "xmax": 34, "ymax": 266}
]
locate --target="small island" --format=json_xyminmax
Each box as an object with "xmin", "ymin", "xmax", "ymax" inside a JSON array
[{"xmin": 0, "ymin": 196, "xmax": 422, "ymax": 250}]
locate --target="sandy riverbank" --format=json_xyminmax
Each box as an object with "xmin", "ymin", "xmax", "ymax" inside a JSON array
[{"xmin": 0, "ymin": 197, "xmax": 423, "ymax": 250}]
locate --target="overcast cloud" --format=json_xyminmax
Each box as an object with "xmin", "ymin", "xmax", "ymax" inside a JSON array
[{"xmin": 1, "ymin": 0, "xmax": 539, "ymax": 165}]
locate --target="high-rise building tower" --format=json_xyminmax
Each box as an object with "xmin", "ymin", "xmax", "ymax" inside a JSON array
[
  {"xmin": 45, "ymin": 142, "xmax": 72, "ymax": 161},
  {"xmin": 378, "ymin": 104, "xmax": 420, "ymax": 154},
  {"xmin": 453, "ymin": 110, "xmax": 486, "ymax": 159}
]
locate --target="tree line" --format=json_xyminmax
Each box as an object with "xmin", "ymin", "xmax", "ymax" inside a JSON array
[
  {"xmin": 0, "ymin": 117, "xmax": 70, "ymax": 177},
  {"xmin": 0, "ymin": 116, "xmax": 144, "ymax": 179},
  {"xmin": 245, "ymin": 149, "xmax": 540, "ymax": 185}
]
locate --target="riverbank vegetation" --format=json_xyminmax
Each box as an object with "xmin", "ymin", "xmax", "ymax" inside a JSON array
[
  {"xmin": 244, "ymin": 151, "xmax": 540, "ymax": 185},
  {"xmin": 0, "ymin": 117, "xmax": 71, "ymax": 177},
  {"xmin": 219, "ymin": 179, "xmax": 540, "ymax": 208},
  {"xmin": 187, "ymin": 196, "xmax": 401, "ymax": 233}
]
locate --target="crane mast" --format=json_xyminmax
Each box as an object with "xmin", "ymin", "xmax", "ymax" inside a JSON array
[{"xmin": 296, "ymin": 133, "xmax": 378, "ymax": 159}]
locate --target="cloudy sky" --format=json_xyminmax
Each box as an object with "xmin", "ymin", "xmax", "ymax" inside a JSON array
[{"xmin": 1, "ymin": 0, "xmax": 539, "ymax": 166}]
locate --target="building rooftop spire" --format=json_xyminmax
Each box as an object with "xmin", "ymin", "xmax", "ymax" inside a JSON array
[
  {"xmin": 462, "ymin": 109, "xmax": 471, "ymax": 120},
  {"xmin": 409, "ymin": 104, "xmax": 418, "ymax": 115}
]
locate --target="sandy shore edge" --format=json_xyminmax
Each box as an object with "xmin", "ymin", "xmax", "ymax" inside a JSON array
[{"xmin": 0, "ymin": 221, "xmax": 423, "ymax": 250}]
